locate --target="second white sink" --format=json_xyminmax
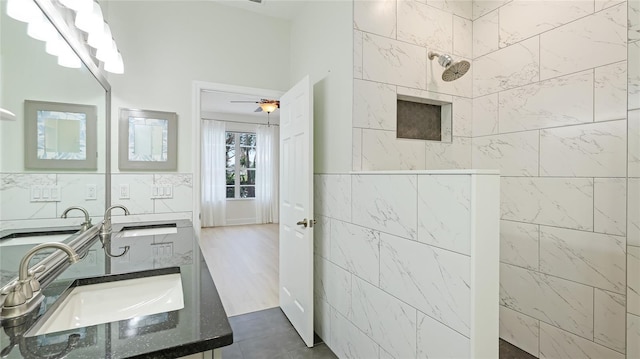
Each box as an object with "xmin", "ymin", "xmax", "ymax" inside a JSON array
[{"xmin": 28, "ymin": 270, "xmax": 184, "ymax": 336}]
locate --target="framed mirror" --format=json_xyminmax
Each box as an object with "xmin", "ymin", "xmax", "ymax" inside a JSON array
[
  {"xmin": 24, "ymin": 100, "xmax": 97, "ymax": 170},
  {"xmin": 118, "ymin": 108, "xmax": 177, "ymax": 171}
]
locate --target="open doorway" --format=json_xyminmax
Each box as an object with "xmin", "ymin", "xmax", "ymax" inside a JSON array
[{"xmin": 192, "ymin": 82, "xmax": 284, "ymax": 317}]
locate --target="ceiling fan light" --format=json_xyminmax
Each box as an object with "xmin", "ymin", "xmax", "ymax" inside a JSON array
[{"xmin": 259, "ymin": 103, "xmax": 278, "ymax": 113}]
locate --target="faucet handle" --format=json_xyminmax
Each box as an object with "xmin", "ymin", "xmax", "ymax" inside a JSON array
[
  {"xmin": 2, "ymin": 283, "xmax": 26, "ymax": 307},
  {"xmin": 27, "ymin": 265, "xmax": 46, "ymax": 293}
]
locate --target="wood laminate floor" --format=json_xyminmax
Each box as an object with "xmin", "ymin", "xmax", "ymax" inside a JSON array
[{"xmin": 199, "ymin": 224, "xmax": 280, "ymax": 317}]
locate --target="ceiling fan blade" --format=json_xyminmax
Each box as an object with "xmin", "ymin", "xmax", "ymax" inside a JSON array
[
  {"xmin": 230, "ymin": 100, "xmax": 259, "ymax": 103},
  {"xmin": 254, "ymin": 107, "xmax": 263, "ymax": 112}
]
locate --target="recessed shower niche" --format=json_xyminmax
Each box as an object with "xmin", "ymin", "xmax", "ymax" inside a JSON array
[{"xmin": 396, "ymin": 95, "xmax": 452, "ymax": 142}]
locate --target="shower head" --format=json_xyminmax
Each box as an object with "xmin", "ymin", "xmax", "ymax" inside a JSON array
[{"xmin": 428, "ymin": 52, "xmax": 470, "ymax": 82}]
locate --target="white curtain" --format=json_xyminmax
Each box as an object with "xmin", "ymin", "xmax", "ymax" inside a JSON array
[
  {"xmin": 201, "ymin": 120, "xmax": 226, "ymax": 227},
  {"xmin": 256, "ymin": 125, "xmax": 279, "ymax": 224}
]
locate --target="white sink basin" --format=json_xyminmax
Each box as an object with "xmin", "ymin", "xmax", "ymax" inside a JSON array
[
  {"xmin": 120, "ymin": 226, "xmax": 177, "ymax": 238},
  {"xmin": 28, "ymin": 271, "xmax": 184, "ymax": 336}
]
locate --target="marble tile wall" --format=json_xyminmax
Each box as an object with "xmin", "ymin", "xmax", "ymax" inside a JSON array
[
  {"xmin": 470, "ymin": 0, "xmax": 631, "ymax": 357},
  {"xmin": 353, "ymin": 0, "xmax": 474, "ymax": 171},
  {"xmin": 629, "ymin": 0, "xmax": 640, "ymax": 356},
  {"xmin": 313, "ymin": 172, "xmax": 499, "ymax": 358}
]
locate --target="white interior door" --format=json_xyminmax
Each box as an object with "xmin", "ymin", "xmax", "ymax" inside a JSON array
[{"xmin": 279, "ymin": 75, "xmax": 314, "ymax": 347}]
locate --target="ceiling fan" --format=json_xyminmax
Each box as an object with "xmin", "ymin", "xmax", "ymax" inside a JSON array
[{"xmin": 230, "ymin": 99, "xmax": 280, "ymax": 113}]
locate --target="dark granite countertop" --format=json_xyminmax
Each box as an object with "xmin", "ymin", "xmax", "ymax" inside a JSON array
[{"xmin": 0, "ymin": 219, "xmax": 233, "ymax": 358}]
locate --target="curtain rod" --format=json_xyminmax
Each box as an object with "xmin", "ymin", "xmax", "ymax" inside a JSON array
[{"xmin": 201, "ymin": 118, "xmax": 279, "ymax": 126}]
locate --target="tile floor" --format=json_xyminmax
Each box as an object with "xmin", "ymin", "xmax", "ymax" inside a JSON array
[{"xmin": 222, "ymin": 307, "xmax": 536, "ymax": 359}]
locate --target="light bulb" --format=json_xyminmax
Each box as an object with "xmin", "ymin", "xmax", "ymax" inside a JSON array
[
  {"xmin": 46, "ymin": 35, "xmax": 66, "ymax": 56},
  {"xmin": 104, "ymin": 52, "xmax": 124, "ymax": 74},
  {"xmin": 7, "ymin": 0, "xmax": 40, "ymax": 23},
  {"xmin": 96, "ymin": 39, "xmax": 117, "ymax": 62},
  {"xmin": 88, "ymin": 22, "xmax": 111, "ymax": 49},
  {"xmin": 75, "ymin": 1, "xmax": 104, "ymax": 34},
  {"xmin": 58, "ymin": 45, "xmax": 81, "ymax": 68},
  {"xmin": 59, "ymin": 0, "xmax": 92, "ymax": 12},
  {"xmin": 27, "ymin": 13, "xmax": 57, "ymax": 42}
]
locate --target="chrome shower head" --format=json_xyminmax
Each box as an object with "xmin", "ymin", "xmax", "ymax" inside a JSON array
[{"xmin": 428, "ymin": 52, "xmax": 470, "ymax": 82}]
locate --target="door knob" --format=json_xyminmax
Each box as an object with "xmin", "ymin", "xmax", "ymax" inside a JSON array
[{"xmin": 296, "ymin": 219, "xmax": 308, "ymax": 227}]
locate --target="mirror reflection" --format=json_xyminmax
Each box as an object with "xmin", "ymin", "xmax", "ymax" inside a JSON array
[{"xmin": 0, "ymin": 1, "xmax": 107, "ymax": 284}]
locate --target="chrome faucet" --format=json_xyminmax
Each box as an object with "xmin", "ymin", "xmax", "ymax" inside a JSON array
[
  {"xmin": 1, "ymin": 242, "xmax": 79, "ymax": 319},
  {"xmin": 61, "ymin": 206, "xmax": 92, "ymax": 232},
  {"xmin": 100, "ymin": 204, "xmax": 130, "ymax": 236}
]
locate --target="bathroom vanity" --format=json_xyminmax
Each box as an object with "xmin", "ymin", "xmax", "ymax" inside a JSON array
[{"xmin": 0, "ymin": 219, "xmax": 233, "ymax": 358}]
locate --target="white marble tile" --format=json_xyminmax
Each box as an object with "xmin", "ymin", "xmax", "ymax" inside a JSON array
[
  {"xmin": 314, "ymin": 174, "xmax": 351, "ymax": 222},
  {"xmin": 472, "ymin": 131, "xmax": 539, "ymax": 176},
  {"xmin": 540, "ymin": 120, "xmax": 627, "ymax": 177},
  {"xmin": 396, "ymin": 86, "xmax": 454, "ymax": 103},
  {"xmin": 630, "ymin": 110, "xmax": 640, "ymax": 176},
  {"xmin": 629, "ymin": 0, "xmax": 640, "ymax": 41},
  {"xmin": 110, "ymin": 173, "xmax": 154, "ymax": 215},
  {"xmin": 314, "ymin": 255, "xmax": 328, "ymax": 301},
  {"xmin": 351, "ymin": 276, "xmax": 417, "ymax": 359},
  {"xmin": 426, "ymin": 53, "xmax": 473, "ymax": 98},
  {"xmin": 314, "ymin": 215, "xmax": 331, "ymax": 259},
  {"xmin": 453, "ymin": 96, "xmax": 472, "ymax": 137},
  {"xmin": 417, "ymin": 311, "xmax": 470, "ymax": 358},
  {"xmin": 595, "ymin": 0, "xmax": 625, "ymax": 11},
  {"xmin": 380, "ymin": 232, "xmax": 471, "ymax": 336},
  {"xmin": 453, "ymin": 16, "xmax": 473, "ymax": 59},
  {"xmin": 361, "ymin": 129, "xmax": 426, "ymax": 170},
  {"xmin": 425, "ymin": 136, "xmax": 472, "ymax": 169},
  {"xmin": 593, "ymin": 289, "xmax": 625, "ymax": 353},
  {"xmin": 330, "ymin": 220, "xmax": 380, "ymax": 285},
  {"xmin": 501, "ymin": 177, "xmax": 594, "ymax": 231},
  {"xmin": 363, "ymin": 33, "xmax": 427, "ymax": 90},
  {"xmin": 397, "ymin": 0, "xmax": 453, "ymax": 52},
  {"xmin": 473, "ymin": 0, "xmax": 511, "ymax": 19},
  {"xmin": 473, "ymin": 10, "xmax": 499, "ymax": 58},
  {"xmin": 352, "ymin": 174, "xmax": 418, "ymax": 240},
  {"xmin": 352, "ymin": 129, "xmax": 362, "ymax": 172},
  {"xmin": 57, "ymin": 173, "xmax": 105, "ymax": 219},
  {"xmin": 629, "ymin": 246, "xmax": 640, "ymax": 316},
  {"xmin": 539, "ymin": 226, "xmax": 626, "ymax": 294},
  {"xmin": 629, "ymin": 313, "xmax": 640, "ymax": 359},
  {"xmin": 539, "ymin": 322, "xmax": 625, "ymax": 359},
  {"xmin": 417, "ymin": 175, "xmax": 471, "ymax": 255},
  {"xmin": 498, "ymin": 70, "xmax": 594, "ymax": 133},
  {"xmin": 473, "ymin": 37, "xmax": 540, "ymax": 96},
  {"xmin": 321, "ymin": 256, "xmax": 352, "ymax": 318},
  {"xmin": 595, "ymin": 62, "xmax": 627, "ymax": 122},
  {"xmin": 540, "ymin": 3, "xmax": 627, "ymax": 80},
  {"xmin": 631, "ymin": 41, "xmax": 640, "ymax": 110},
  {"xmin": 594, "ymin": 178, "xmax": 627, "ymax": 236},
  {"xmin": 314, "ymin": 297, "xmax": 331, "ymax": 346},
  {"xmin": 379, "ymin": 348, "xmax": 394, "ymax": 359},
  {"xmin": 472, "ymin": 93, "xmax": 498, "ymax": 136},
  {"xmin": 500, "ymin": 263, "xmax": 594, "ymax": 338},
  {"xmin": 153, "ymin": 174, "xmax": 192, "ymax": 214},
  {"xmin": 499, "ymin": 306, "xmax": 539, "ymax": 357},
  {"xmin": 353, "ymin": 0, "xmax": 396, "ymax": 38},
  {"xmin": 428, "ymin": 0, "xmax": 473, "ymax": 19},
  {"xmin": 629, "ymin": 179, "xmax": 640, "ymax": 247},
  {"xmin": 499, "ymin": 0, "xmax": 593, "ymax": 48},
  {"xmin": 353, "ymin": 79, "xmax": 397, "ymax": 130},
  {"xmin": 354, "ymin": 30, "xmax": 363, "ymax": 80},
  {"xmin": 0, "ymin": 174, "xmax": 57, "ymax": 221},
  {"xmin": 500, "ymin": 220, "xmax": 539, "ymax": 270},
  {"xmin": 330, "ymin": 309, "xmax": 380, "ymax": 359}
]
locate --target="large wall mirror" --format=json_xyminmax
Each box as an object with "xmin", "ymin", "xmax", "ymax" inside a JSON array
[{"xmin": 0, "ymin": 1, "xmax": 109, "ymax": 285}]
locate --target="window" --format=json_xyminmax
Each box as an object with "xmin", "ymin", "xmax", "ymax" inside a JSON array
[{"xmin": 226, "ymin": 132, "xmax": 256, "ymax": 198}]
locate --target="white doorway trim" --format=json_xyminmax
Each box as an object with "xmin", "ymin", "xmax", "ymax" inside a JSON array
[{"xmin": 191, "ymin": 81, "xmax": 284, "ymax": 235}]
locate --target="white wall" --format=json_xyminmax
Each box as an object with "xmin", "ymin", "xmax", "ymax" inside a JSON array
[{"xmin": 290, "ymin": 1, "xmax": 353, "ymax": 174}]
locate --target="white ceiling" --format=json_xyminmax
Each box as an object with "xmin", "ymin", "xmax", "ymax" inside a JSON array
[
  {"xmin": 200, "ymin": 90, "xmax": 280, "ymax": 121},
  {"xmin": 210, "ymin": 0, "xmax": 307, "ymax": 21}
]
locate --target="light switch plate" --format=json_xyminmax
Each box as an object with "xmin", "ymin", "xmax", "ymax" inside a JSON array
[
  {"xmin": 119, "ymin": 184, "xmax": 130, "ymax": 199},
  {"xmin": 86, "ymin": 184, "xmax": 97, "ymax": 200}
]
